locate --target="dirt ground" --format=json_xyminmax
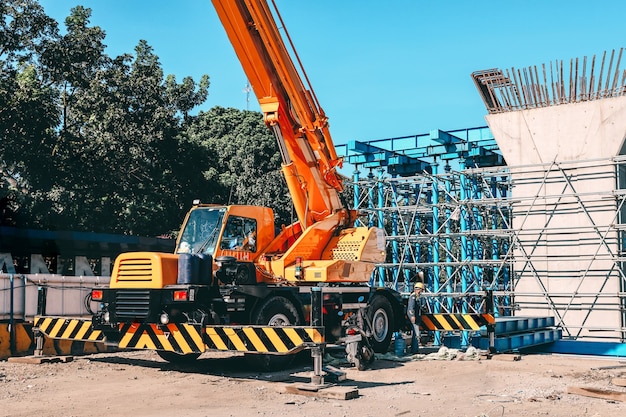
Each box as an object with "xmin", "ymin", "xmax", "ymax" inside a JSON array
[{"xmin": 1, "ymin": 346, "xmax": 625, "ymax": 417}]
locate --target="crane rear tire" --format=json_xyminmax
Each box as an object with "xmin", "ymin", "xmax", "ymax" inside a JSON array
[
  {"xmin": 245, "ymin": 295, "xmax": 302, "ymax": 371},
  {"xmin": 368, "ymin": 295, "xmax": 394, "ymax": 353}
]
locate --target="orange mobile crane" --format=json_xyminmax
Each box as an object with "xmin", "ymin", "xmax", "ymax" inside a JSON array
[{"xmin": 34, "ymin": 0, "xmax": 405, "ymax": 370}]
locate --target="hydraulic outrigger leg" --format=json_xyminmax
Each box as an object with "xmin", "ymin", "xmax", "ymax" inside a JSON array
[{"xmin": 304, "ymin": 287, "xmax": 346, "ymax": 388}]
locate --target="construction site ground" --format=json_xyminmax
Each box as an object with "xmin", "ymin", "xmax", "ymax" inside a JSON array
[{"xmin": 1, "ymin": 347, "xmax": 625, "ymax": 417}]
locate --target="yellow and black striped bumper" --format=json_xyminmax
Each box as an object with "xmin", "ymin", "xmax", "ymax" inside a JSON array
[
  {"xmin": 33, "ymin": 316, "xmax": 325, "ymax": 355},
  {"xmin": 34, "ymin": 316, "xmax": 105, "ymax": 342},
  {"xmin": 204, "ymin": 325, "xmax": 324, "ymax": 354},
  {"xmin": 118, "ymin": 322, "xmax": 205, "ymax": 354},
  {"xmin": 421, "ymin": 313, "xmax": 495, "ymax": 331}
]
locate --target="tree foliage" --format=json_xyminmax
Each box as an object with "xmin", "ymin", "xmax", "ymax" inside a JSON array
[
  {"xmin": 0, "ymin": 2, "xmax": 289, "ymax": 236},
  {"xmin": 186, "ymin": 107, "xmax": 292, "ymax": 226},
  {"xmin": 1, "ymin": 1, "xmax": 59, "ymax": 221}
]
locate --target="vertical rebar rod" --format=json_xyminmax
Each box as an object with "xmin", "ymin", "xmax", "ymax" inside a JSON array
[
  {"xmin": 604, "ymin": 49, "xmax": 615, "ymax": 95},
  {"xmin": 610, "ymin": 48, "xmax": 623, "ymax": 96},
  {"xmin": 596, "ymin": 50, "xmax": 607, "ymax": 99},
  {"xmin": 588, "ymin": 54, "xmax": 596, "ymax": 100}
]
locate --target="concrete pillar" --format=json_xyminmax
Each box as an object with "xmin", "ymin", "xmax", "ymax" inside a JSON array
[{"xmin": 486, "ymin": 95, "xmax": 626, "ymax": 340}]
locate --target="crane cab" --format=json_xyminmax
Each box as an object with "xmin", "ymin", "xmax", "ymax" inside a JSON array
[
  {"xmin": 175, "ymin": 203, "xmax": 275, "ymax": 261},
  {"xmin": 109, "ymin": 204, "xmax": 275, "ymax": 289}
]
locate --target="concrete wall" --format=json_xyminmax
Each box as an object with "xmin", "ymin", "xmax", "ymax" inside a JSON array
[
  {"xmin": 1, "ymin": 272, "xmax": 111, "ymax": 359},
  {"xmin": 486, "ymin": 96, "xmax": 626, "ymax": 341}
]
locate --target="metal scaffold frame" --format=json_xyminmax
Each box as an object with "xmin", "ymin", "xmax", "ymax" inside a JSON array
[{"xmin": 340, "ymin": 134, "xmax": 626, "ymax": 344}]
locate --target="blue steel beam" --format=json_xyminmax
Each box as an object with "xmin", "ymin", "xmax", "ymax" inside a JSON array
[
  {"xmin": 346, "ymin": 140, "xmax": 430, "ymax": 171},
  {"xmin": 340, "ymin": 127, "xmax": 504, "ymax": 175},
  {"xmin": 430, "ymin": 129, "xmax": 464, "ymax": 145}
]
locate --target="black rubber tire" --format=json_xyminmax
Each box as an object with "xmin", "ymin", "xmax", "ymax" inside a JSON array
[
  {"xmin": 156, "ymin": 351, "xmax": 201, "ymax": 364},
  {"xmin": 253, "ymin": 296, "xmax": 300, "ymax": 326},
  {"xmin": 368, "ymin": 295, "xmax": 394, "ymax": 353},
  {"xmin": 245, "ymin": 296, "xmax": 301, "ymax": 371}
]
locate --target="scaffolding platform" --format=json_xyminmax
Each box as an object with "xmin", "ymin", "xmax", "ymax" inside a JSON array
[
  {"xmin": 525, "ymin": 339, "xmax": 626, "ymax": 357},
  {"xmin": 472, "ymin": 316, "xmax": 562, "ymax": 353},
  {"xmin": 492, "ymin": 316, "xmax": 555, "ymax": 334}
]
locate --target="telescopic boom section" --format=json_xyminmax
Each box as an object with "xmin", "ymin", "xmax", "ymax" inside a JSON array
[{"xmin": 212, "ymin": 0, "xmax": 346, "ymax": 228}]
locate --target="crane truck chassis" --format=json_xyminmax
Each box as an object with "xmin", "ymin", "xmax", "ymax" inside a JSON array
[{"xmin": 34, "ymin": 203, "xmax": 406, "ymax": 371}]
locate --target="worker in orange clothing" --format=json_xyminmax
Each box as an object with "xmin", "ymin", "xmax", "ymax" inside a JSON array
[{"xmin": 407, "ymin": 281, "xmax": 426, "ymax": 354}]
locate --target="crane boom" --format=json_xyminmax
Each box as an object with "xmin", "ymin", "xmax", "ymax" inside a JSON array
[{"xmin": 212, "ymin": 0, "xmax": 346, "ymax": 228}]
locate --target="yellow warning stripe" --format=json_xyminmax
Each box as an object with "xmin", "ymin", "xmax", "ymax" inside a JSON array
[
  {"xmin": 420, "ymin": 313, "xmax": 495, "ymax": 331},
  {"xmin": 242, "ymin": 327, "xmax": 268, "ymax": 352},
  {"xmin": 118, "ymin": 324, "xmax": 137, "ymax": 348},
  {"xmin": 263, "ymin": 328, "xmax": 288, "ymax": 352},
  {"xmin": 449, "ymin": 315, "xmax": 464, "ymax": 330},
  {"xmin": 283, "ymin": 327, "xmax": 304, "ymax": 347},
  {"xmin": 33, "ymin": 318, "xmax": 325, "ymax": 355},
  {"xmin": 168, "ymin": 326, "xmax": 190, "ymax": 354},
  {"xmin": 73, "ymin": 322, "xmax": 91, "ymax": 340},
  {"xmin": 183, "ymin": 323, "xmax": 205, "ymax": 350},
  {"xmin": 117, "ymin": 323, "xmax": 205, "ymax": 354},
  {"xmin": 305, "ymin": 328, "xmax": 324, "ymax": 344},
  {"xmin": 204, "ymin": 325, "xmax": 325, "ymax": 353},
  {"xmin": 50, "ymin": 319, "xmax": 65, "ymax": 337},
  {"xmin": 34, "ymin": 316, "xmax": 104, "ymax": 342},
  {"xmin": 135, "ymin": 333, "xmax": 157, "ymax": 350},
  {"xmin": 60, "ymin": 320, "xmax": 79, "ymax": 339},
  {"xmin": 205, "ymin": 327, "xmax": 228, "ymax": 350},
  {"xmin": 224, "ymin": 327, "xmax": 246, "ymax": 351},
  {"xmin": 153, "ymin": 327, "xmax": 174, "ymax": 352}
]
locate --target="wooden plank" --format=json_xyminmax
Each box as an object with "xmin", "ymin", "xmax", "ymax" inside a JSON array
[
  {"xmin": 8, "ymin": 355, "xmax": 74, "ymax": 364},
  {"xmin": 282, "ymin": 384, "xmax": 359, "ymax": 400},
  {"xmin": 611, "ymin": 378, "xmax": 626, "ymax": 388},
  {"xmin": 568, "ymin": 386, "xmax": 626, "ymax": 402}
]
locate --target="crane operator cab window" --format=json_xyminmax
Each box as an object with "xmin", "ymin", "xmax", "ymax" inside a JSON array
[
  {"xmin": 220, "ymin": 216, "xmax": 257, "ymax": 252},
  {"xmin": 177, "ymin": 207, "xmax": 226, "ymax": 255}
]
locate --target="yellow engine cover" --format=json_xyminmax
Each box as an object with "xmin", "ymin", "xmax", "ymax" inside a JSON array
[{"xmin": 110, "ymin": 252, "xmax": 179, "ymax": 288}]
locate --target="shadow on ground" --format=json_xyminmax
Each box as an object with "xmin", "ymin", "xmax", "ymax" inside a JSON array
[{"xmin": 85, "ymin": 346, "xmax": 416, "ymax": 388}]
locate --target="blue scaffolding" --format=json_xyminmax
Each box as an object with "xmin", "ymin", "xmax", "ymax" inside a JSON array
[{"xmin": 338, "ymin": 127, "xmax": 518, "ymax": 349}]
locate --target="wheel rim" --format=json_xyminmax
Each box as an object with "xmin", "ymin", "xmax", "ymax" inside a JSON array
[
  {"xmin": 268, "ymin": 313, "xmax": 291, "ymax": 326},
  {"xmin": 372, "ymin": 308, "xmax": 389, "ymax": 342}
]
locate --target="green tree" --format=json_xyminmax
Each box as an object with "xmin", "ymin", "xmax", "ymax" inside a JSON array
[
  {"xmin": 4, "ymin": 5, "xmax": 210, "ymax": 236},
  {"xmin": 186, "ymin": 107, "xmax": 292, "ymax": 226},
  {"xmin": 1, "ymin": 3, "xmax": 289, "ymax": 238},
  {"xmin": 0, "ymin": 0, "xmax": 59, "ymax": 224},
  {"xmin": 42, "ymin": 33, "xmax": 209, "ymax": 235}
]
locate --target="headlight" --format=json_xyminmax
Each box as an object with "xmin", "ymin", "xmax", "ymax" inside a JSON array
[
  {"xmin": 160, "ymin": 313, "xmax": 170, "ymax": 325},
  {"xmin": 103, "ymin": 311, "xmax": 110, "ymax": 323}
]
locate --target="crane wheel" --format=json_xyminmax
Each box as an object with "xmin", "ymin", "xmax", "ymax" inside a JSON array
[
  {"xmin": 245, "ymin": 296, "xmax": 302, "ymax": 371},
  {"xmin": 367, "ymin": 295, "xmax": 394, "ymax": 353}
]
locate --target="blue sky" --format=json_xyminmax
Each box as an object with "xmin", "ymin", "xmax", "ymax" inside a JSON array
[{"xmin": 39, "ymin": 0, "xmax": 625, "ymax": 146}]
